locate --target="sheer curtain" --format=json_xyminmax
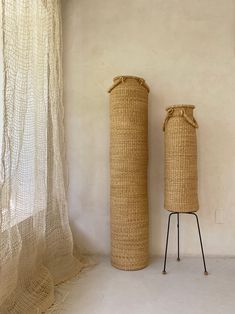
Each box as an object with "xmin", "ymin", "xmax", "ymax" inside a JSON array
[{"xmin": 0, "ymin": 1, "xmax": 82, "ymax": 312}]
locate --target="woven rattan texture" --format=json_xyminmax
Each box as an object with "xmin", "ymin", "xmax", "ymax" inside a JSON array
[
  {"xmin": 164, "ymin": 105, "xmax": 199, "ymax": 213},
  {"xmin": 109, "ymin": 76, "xmax": 149, "ymax": 270}
]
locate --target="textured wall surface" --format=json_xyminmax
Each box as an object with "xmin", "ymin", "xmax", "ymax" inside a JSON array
[{"xmin": 62, "ymin": 0, "xmax": 235, "ymax": 256}]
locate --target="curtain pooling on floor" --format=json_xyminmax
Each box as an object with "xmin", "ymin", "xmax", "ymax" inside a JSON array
[{"xmin": 0, "ymin": 1, "xmax": 83, "ymax": 312}]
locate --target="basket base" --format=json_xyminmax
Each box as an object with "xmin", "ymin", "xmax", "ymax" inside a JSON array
[
  {"xmin": 111, "ymin": 261, "xmax": 148, "ymax": 271},
  {"xmin": 166, "ymin": 208, "xmax": 199, "ymax": 213}
]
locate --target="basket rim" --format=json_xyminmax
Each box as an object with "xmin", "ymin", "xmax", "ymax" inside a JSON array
[
  {"xmin": 166, "ymin": 104, "xmax": 195, "ymax": 110},
  {"xmin": 109, "ymin": 75, "xmax": 150, "ymax": 93},
  {"xmin": 113, "ymin": 75, "xmax": 145, "ymax": 82}
]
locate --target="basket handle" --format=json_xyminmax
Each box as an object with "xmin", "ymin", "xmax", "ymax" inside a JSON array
[
  {"xmin": 108, "ymin": 76, "xmax": 150, "ymax": 93},
  {"xmin": 163, "ymin": 108, "xmax": 174, "ymax": 131},
  {"xmin": 181, "ymin": 109, "xmax": 198, "ymax": 128},
  {"xmin": 163, "ymin": 108, "xmax": 198, "ymax": 131},
  {"xmin": 108, "ymin": 76, "xmax": 126, "ymax": 93}
]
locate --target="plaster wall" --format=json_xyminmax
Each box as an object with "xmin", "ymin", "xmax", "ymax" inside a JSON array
[{"xmin": 62, "ymin": 0, "xmax": 235, "ymax": 256}]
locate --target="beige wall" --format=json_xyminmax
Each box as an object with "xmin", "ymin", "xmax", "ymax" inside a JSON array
[
  {"xmin": 62, "ymin": 0, "xmax": 235, "ymax": 256},
  {"xmin": 0, "ymin": 7, "xmax": 3, "ymax": 159}
]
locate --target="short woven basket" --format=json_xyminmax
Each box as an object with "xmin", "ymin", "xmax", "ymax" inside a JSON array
[
  {"xmin": 109, "ymin": 75, "xmax": 149, "ymax": 270},
  {"xmin": 163, "ymin": 105, "xmax": 199, "ymax": 213}
]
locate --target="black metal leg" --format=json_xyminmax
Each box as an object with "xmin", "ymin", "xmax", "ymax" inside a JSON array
[
  {"xmin": 162, "ymin": 211, "xmax": 208, "ymax": 275},
  {"xmin": 190, "ymin": 213, "xmax": 208, "ymax": 276},
  {"xmin": 162, "ymin": 212, "xmax": 175, "ymax": 274},
  {"xmin": 177, "ymin": 213, "xmax": 180, "ymax": 261}
]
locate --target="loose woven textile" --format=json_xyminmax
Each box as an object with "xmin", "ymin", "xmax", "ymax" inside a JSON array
[
  {"xmin": 109, "ymin": 76, "xmax": 149, "ymax": 270},
  {"xmin": 0, "ymin": 1, "xmax": 82, "ymax": 313},
  {"xmin": 163, "ymin": 105, "xmax": 199, "ymax": 213}
]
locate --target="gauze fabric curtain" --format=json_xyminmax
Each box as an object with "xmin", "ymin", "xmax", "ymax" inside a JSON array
[{"xmin": 0, "ymin": 0, "xmax": 82, "ymax": 312}]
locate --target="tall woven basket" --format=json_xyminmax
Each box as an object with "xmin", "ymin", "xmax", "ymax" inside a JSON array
[
  {"xmin": 108, "ymin": 76, "xmax": 149, "ymax": 270},
  {"xmin": 163, "ymin": 105, "xmax": 199, "ymax": 213}
]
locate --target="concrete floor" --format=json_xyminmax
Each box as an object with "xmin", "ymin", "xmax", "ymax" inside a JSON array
[{"xmin": 51, "ymin": 257, "xmax": 235, "ymax": 314}]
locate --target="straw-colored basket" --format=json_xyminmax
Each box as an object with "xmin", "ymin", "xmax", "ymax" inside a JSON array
[
  {"xmin": 108, "ymin": 76, "xmax": 149, "ymax": 270},
  {"xmin": 163, "ymin": 105, "xmax": 199, "ymax": 213}
]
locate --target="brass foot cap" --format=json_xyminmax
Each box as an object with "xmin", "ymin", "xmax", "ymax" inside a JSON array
[
  {"xmin": 204, "ymin": 271, "xmax": 209, "ymax": 276},
  {"xmin": 162, "ymin": 270, "xmax": 167, "ymax": 275}
]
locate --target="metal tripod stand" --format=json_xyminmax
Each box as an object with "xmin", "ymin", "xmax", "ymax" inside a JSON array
[{"xmin": 162, "ymin": 212, "xmax": 208, "ymax": 275}]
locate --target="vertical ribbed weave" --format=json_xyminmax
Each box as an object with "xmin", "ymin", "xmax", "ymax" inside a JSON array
[
  {"xmin": 109, "ymin": 76, "xmax": 149, "ymax": 270},
  {"xmin": 163, "ymin": 105, "xmax": 199, "ymax": 213}
]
